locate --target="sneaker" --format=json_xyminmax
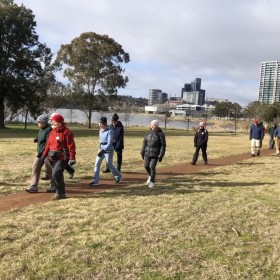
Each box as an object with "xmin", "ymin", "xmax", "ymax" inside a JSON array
[
  {"xmin": 204, "ymin": 161, "xmax": 208, "ymax": 165},
  {"xmin": 102, "ymin": 169, "xmax": 110, "ymax": 173},
  {"xmin": 148, "ymin": 182, "xmax": 154, "ymax": 189},
  {"xmin": 115, "ymin": 175, "xmax": 122, "ymax": 184},
  {"xmin": 25, "ymin": 185, "xmax": 38, "ymax": 193},
  {"xmin": 52, "ymin": 194, "xmax": 66, "ymax": 200},
  {"xmin": 46, "ymin": 186, "xmax": 56, "ymax": 193},
  {"xmin": 41, "ymin": 175, "xmax": 50, "ymax": 180},
  {"xmin": 68, "ymin": 171, "xmax": 75, "ymax": 179},
  {"xmin": 146, "ymin": 176, "xmax": 151, "ymax": 185},
  {"xmin": 89, "ymin": 181, "xmax": 99, "ymax": 187}
]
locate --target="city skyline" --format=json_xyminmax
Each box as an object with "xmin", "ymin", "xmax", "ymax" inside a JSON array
[{"xmin": 14, "ymin": 0, "xmax": 280, "ymax": 106}]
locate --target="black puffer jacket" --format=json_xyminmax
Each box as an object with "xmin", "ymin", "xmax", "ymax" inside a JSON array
[
  {"xmin": 194, "ymin": 128, "xmax": 208, "ymax": 147},
  {"xmin": 141, "ymin": 128, "xmax": 166, "ymax": 159},
  {"xmin": 110, "ymin": 121, "xmax": 124, "ymax": 151}
]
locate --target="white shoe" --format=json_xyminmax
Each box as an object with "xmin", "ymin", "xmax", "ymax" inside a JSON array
[
  {"xmin": 146, "ymin": 176, "xmax": 151, "ymax": 185},
  {"xmin": 148, "ymin": 182, "xmax": 154, "ymax": 189}
]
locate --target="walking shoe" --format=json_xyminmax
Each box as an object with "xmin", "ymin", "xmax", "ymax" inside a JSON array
[
  {"xmin": 251, "ymin": 154, "xmax": 255, "ymax": 157},
  {"xmin": 25, "ymin": 185, "xmax": 38, "ymax": 193},
  {"xmin": 146, "ymin": 176, "xmax": 151, "ymax": 185},
  {"xmin": 46, "ymin": 186, "xmax": 56, "ymax": 193},
  {"xmin": 115, "ymin": 175, "xmax": 122, "ymax": 184},
  {"xmin": 257, "ymin": 152, "xmax": 260, "ymax": 156},
  {"xmin": 52, "ymin": 194, "xmax": 66, "ymax": 200},
  {"xmin": 204, "ymin": 161, "xmax": 208, "ymax": 165},
  {"xmin": 102, "ymin": 169, "xmax": 110, "ymax": 173},
  {"xmin": 41, "ymin": 175, "xmax": 50, "ymax": 180},
  {"xmin": 191, "ymin": 162, "xmax": 196, "ymax": 165},
  {"xmin": 68, "ymin": 171, "xmax": 75, "ymax": 179},
  {"xmin": 148, "ymin": 182, "xmax": 154, "ymax": 189},
  {"xmin": 89, "ymin": 182, "xmax": 99, "ymax": 187}
]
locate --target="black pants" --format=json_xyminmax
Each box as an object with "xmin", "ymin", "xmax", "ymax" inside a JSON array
[
  {"xmin": 192, "ymin": 145, "xmax": 207, "ymax": 164},
  {"xmin": 106, "ymin": 149, "xmax": 123, "ymax": 171},
  {"xmin": 144, "ymin": 157, "xmax": 158, "ymax": 183},
  {"xmin": 50, "ymin": 160, "xmax": 68, "ymax": 195}
]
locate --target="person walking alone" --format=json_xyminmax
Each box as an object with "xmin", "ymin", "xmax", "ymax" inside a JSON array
[
  {"xmin": 141, "ymin": 120, "xmax": 166, "ymax": 189},
  {"xmin": 249, "ymin": 119, "xmax": 264, "ymax": 157},
  {"xmin": 191, "ymin": 122, "xmax": 209, "ymax": 165}
]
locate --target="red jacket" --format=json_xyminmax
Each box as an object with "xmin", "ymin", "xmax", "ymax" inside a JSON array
[{"xmin": 43, "ymin": 125, "xmax": 76, "ymax": 160}]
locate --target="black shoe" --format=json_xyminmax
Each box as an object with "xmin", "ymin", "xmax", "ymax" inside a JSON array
[
  {"xmin": 251, "ymin": 154, "xmax": 255, "ymax": 157},
  {"xmin": 204, "ymin": 161, "xmax": 208, "ymax": 165},
  {"xmin": 52, "ymin": 194, "xmax": 66, "ymax": 200},
  {"xmin": 25, "ymin": 185, "xmax": 38, "ymax": 193},
  {"xmin": 41, "ymin": 175, "xmax": 50, "ymax": 180},
  {"xmin": 102, "ymin": 169, "xmax": 110, "ymax": 173},
  {"xmin": 89, "ymin": 181, "xmax": 99, "ymax": 187},
  {"xmin": 191, "ymin": 162, "xmax": 196, "ymax": 165},
  {"xmin": 257, "ymin": 152, "xmax": 260, "ymax": 156},
  {"xmin": 46, "ymin": 186, "xmax": 56, "ymax": 193}
]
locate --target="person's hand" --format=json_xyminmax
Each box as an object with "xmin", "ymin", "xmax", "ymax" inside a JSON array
[
  {"xmin": 36, "ymin": 152, "xmax": 42, "ymax": 158},
  {"xmin": 158, "ymin": 157, "xmax": 162, "ymax": 162},
  {"xmin": 69, "ymin": 159, "xmax": 76, "ymax": 166},
  {"xmin": 33, "ymin": 138, "xmax": 38, "ymax": 143},
  {"xmin": 97, "ymin": 150, "xmax": 105, "ymax": 157},
  {"xmin": 40, "ymin": 156, "xmax": 46, "ymax": 163}
]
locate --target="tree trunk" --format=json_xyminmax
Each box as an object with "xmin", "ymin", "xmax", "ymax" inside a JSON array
[
  {"xmin": 24, "ymin": 109, "xmax": 28, "ymax": 129},
  {"xmin": 88, "ymin": 109, "xmax": 92, "ymax": 129},
  {"xmin": 0, "ymin": 97, "xmax": 6, "ymax": 128}
]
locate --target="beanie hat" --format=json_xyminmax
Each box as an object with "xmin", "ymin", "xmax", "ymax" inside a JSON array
[
  {"xmin": 112, "ymin": 113, "xmax": 119, "ymax": 122},
  {"xmin": 51, "ymin": 114, "xmax": 64, "ymax": 124},
  {"xmin": 37, "ymin": 114, "xmax": 49, "ymax": 124},
  {"xmin": 199, "ymin": 122, "xmax": 205, "ymax": 127},
  {"xmin": 151, "ymin": 120, "xmax": 159, "ymax": 127},
  {"xmin": 99, "ymin": 116, "xmax": 107, "ymax": 125}
]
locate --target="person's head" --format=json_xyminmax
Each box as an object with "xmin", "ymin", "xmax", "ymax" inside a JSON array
[
  {"xmin": 99, "ymin": 116, "xmax": 107, "ymax": 129},
  {"xmin": 199, "ymin": 122, "xmax": 205, "ymax": 129},
  {"xmin": 150, "ymin": 120, "xmax": 159, "ymax": 131},
  {"xmin": 50, "ymin": 114, "xmax": 64, "ymax": 129},
  {"xmin": 253, "ymin": 119, "xmax": 259, "ymax": 125},
  {"xmin": 36, "ymin": 114, "xmax": 49, "ymax": 128},
  {"xmin": 111, "ymin": 114, "xmax": 119, "ymax": 125}
]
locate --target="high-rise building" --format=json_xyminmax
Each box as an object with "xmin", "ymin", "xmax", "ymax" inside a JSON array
[
  {"xmin": 181, "ymin": 78, "xmax": 206, "ymax": 105},
  {"xmin": 258, "ymin": 61, "xmax": 280, "ymax": 104},
  {"xmin": 148, "ymin": 89, "xmax": 168, "ymax": 105}
]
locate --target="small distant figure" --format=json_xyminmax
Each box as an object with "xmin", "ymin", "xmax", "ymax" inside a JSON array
[
  {"xmin": 25, "ymin": 114, "xmax": 53, "ymax": 193},
  {"xmin": 191, "ymin": 122, "xmax": 208, "ymax": 165},
  {"xmin": 249, "ymin": 119, "xmax": 264, "ymax": 156},
  {"xmin": 273, "ymin": 123, "xmax": 280, "ymax": 155},
  {"xmin": 268, "ymin": 123, "xmax": 277, "ymax": 149},
  {"xmin": 259, "ymin": 121, "xmax": 265, "ymax": 148},
  {"xmin": 140, "ymin": 120, "xmax": 166, "ymax": 189},
  {"xmin": 103, "ymin": 113, "xmax": 124, "ymax": 173},
  {"xmin": 89, "ymin": 117, "xmax": 122, "ymax": 186}
]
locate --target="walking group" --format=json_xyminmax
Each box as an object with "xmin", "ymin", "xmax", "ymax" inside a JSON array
[{"xmin": 25, "ymin": 112, "xmax": 211, "ymax": 200}]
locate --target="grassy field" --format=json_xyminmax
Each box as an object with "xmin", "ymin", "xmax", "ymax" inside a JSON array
[{"xmin": 1, "ymin": 125, "xmax": 280, "ymax": 279}]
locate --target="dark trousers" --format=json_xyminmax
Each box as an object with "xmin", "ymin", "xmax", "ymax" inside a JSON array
[
  {"xmin": 50, "ymin": 160, "xmax": 68, "ymax": 195},
  {"xmin": 192, "ymin": 145, "xmax": 207, "ymax": 164},
  {"xmin": 144, "ymin": 157, "xmax": 158, "ymax": 183},
  {"xmin": 106, "ymin": 150, "xmax": 123, "ymax": 171}
]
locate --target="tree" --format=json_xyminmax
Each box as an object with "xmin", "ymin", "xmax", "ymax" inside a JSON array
[
  {"xmin": 54, "ymin": 32, "xmax": 130, "ymax": 128},
  {"xmin": 0, "ymin": 0, "xmax": 54, "ymax": 128}
]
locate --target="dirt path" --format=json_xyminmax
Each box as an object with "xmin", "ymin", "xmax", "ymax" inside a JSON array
[{"xmin": 0, "ymin": 149, "xmax": 273, "ymax": 212}]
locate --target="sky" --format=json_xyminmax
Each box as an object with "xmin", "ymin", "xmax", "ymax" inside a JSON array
[{"xmin": 13, "ymin": 0, "xmax": 280, "ymax": 106}]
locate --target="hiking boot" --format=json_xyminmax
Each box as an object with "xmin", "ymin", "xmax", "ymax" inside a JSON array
[
  {"xmin": 41, "ymin": 175, "xmax": 50, "ymax": 180},
  {"xmin": 146, "ymin": 176, "xmax": 151, "ymax": 185},
  {"xmin": 89, "ymin": 182, "xmax": 99, "ymax": 187},
  {"xmin": 115, "ymin": 175, "xmax": 122, "ymax": 184},
  {"xmin": 46, "ymin": 186, "xmax": 56, "ymax": 193},
  {"xmin": 52, "ymin": 194, "xmax": 66, "ymax": 200},
  {"xmin": 102, "ymin": 169, "xmax": 110, "ymax": 173},
  {"xmin": 68, "ymin": 171, "xmax": 75, "ymax": 179},
  {"xmin": 25, "ymin": 185, "xmax": 38, "ymax": 193},
  {"xmin": 148, "ymin": 182, "xmax": 154, "ymax": 189}
]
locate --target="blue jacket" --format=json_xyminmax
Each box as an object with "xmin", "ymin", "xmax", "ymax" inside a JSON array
[
  {"xmin": 249, "ymin": 124, "xmax": 263, "ymax": 140},
  {"xmin": 274, "ymin": 125, "xmax": 280, "ymax": 138},
  {"xmin": 99, "ymin": 127, "xmax": 114, "ymax": 152}
]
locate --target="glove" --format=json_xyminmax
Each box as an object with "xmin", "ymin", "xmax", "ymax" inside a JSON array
[
  {"xmin": 40, "ymin": 156, "xmax": 46, "ymax": 163},
  {"xmin": 97, "ymin": 150, "xmax": 105, "ymax": 157},
  {"xmin": 141, "ymin": 154, "xmax": 144, "ymax": 160},
  {"xmin": 36, "ymin": 152, "xmax": 43, "ymax": 158},
  {"xmin": 69, "ymin": 159, "xmax": 76, "ymax": 166},
  {"xmin": 33, "ymin": 138, "xmax": 38, "ymax": 143},
  {"xmin": 158, "ymin": 157, "xmax": 162, "ymax": 162}
]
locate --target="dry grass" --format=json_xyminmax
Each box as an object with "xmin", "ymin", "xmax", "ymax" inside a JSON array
[{"xmin": 1, "ymin": 125, "xmax": 280, "ymax": 279}]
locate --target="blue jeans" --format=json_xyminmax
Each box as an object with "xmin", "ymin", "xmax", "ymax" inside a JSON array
[{"xmin": 93, "ymin": 150, "xmax": 122, "ymax": 184}]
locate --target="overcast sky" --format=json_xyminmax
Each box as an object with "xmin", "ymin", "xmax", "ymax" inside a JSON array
[{"xmin": 14, "ymin": 0, "xmax": 280, "ymax": 106}]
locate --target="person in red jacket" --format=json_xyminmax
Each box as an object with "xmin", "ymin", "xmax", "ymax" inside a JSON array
[{"xmin": 41, "ymin": 114, "xmax": 76, "ymax": 200}]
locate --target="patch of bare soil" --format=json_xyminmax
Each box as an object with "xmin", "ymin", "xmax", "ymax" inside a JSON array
[{"xmin": 0, "ymin": 149, "xmax": 273, "ymax": 212}]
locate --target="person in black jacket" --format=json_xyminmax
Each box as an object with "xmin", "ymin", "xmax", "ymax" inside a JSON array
[
  {"xmin": 191, "ymin": 122, "xmax": 208, "ymax": 165},
  {"xmin": 141, "ymin": 120, "xmax": 166, "ymax": 189},
  {"xmin": 103, "ymin": 113, "xmax": 124, "ymax": 173}
]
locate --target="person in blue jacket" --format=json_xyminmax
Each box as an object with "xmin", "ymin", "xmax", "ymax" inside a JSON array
[
  {"xmin": 249, "ymin": 119, "xmax": 264, "ymax": 156},
  {"xmin": 89, "ymin": 116, "xmax": 122, "ymax": 186}
]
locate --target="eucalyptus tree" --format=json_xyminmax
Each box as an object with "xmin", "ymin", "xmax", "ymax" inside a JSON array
[
  {"xmin": 0, "ymin": 0, "xmax": 54, "ymax": 128},
  {"xmin": 54, "ymin": 32, "xmax": 130, "ymax": 128}
]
